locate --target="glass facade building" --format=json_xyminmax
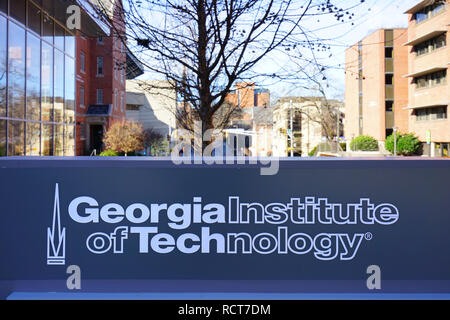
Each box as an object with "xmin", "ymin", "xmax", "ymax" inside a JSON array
[{"xmin": 0, "ymin": 0, "xmax": 75, "ymax": 156}]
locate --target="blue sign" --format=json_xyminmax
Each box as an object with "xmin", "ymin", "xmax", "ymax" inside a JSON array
[{"xmin": 0, "ymin": 158, "xmax": 450, "ymax": 299}]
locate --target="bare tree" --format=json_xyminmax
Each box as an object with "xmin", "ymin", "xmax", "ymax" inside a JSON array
[
  {"xmin": 285, "ymin": 64, "xmax": 344, "ymax": 141},
  {"xmin": 94, "ymin": 0, "xmax": 360, "ymax": 152}
]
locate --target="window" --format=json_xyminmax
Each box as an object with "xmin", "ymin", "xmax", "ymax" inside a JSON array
[
  {"xmin": 80, "ymin": 51, "xmax": 85, "ymax": 73},
  {"xmin": 26, "ymin": 32, "xmax": 41, "ymax": 121},
  {"xmin": 80, "ymin": 86, "xmax": 85, "ymax": 108},
  {"xmin": 54, "ymin": 50, "xmax": 64, "ymax": 123},
  {"xmin": 97, "ymin": 89, "xmax": 103, "ymax": 104},
  {"xmin": 0, "ymin": 16, "xmax": 6, "ymax": 117},
  {"xmin": 8, "ymin": 21, "xmax": 26, "ymax": 119},
  {"xmin": 27, "ymin": 2, "xmax": 42, "ymax": 35},
  {"xmin": 65, "ymin": 56, "xmax": 75, "ymax": 124},
  {"xmin": 97, "ymin": 56, "xmax": 103, "ymax": 76},
  {"xmin": 80, "ymin": 122, "xmax": 86, "ymax": 140},
  {"xmin": 120, "ymin": 92, "xmax": 124, "ymax": 111},
  {"xmin": 0, "ymin": 0, "xmax": 6, "ymax": 14},
  {"xmin": 415, "ymin": 70, "xmax": 447, "ymax": 88},
  {"xmin": 415, "ymin": 106, "xmax": 447, "ymax": 121},
  {"xmin": 415, "ymin": 33, "xmax": 447, "ymax": 56},
  {"xmin": 10, "ymin": 0, "xmax": 26, "ymax": 25},
  {"xmin": 432, "ymin": 70, "xmax": 446, "ymax": 86},
  {"xmin": 121, "ymin": 68, "xmax": 125, "ymax": 83},
  {"xmin": 384, "ymin": 30, "xmax": 393, "ymax": 47},
  {"xmin": 385, "ymin": 74, "xmax": 393, "ymax": 85},
  {"xmin": 54, "ymin": 124, "xmax": 64, "ymax": 156},
  {"xmin": 65, "ymin": 30, "xmax": 75, "ymax": 57},
  {"xmin": 114, "ymin": 89, "xmax": 118, "ymax": 110},
  {"xmin": 415, "ymin": 2, "xmax": 446, "ymax": 23},
  {"xmin": 385, "ymin": 128, "xmax": 393, "ymax": 138},
  {"xmin": 415, "ymin": 42, "xmax": 429, "ymax": 56},
  {"xmin": 8, "ymin": 121, "xmax": 25, "ymax": 156},
  {"xmin": 26, "ymin": 122, "xmax": 41, "ymax": 156},
  {"xmin": 433, "ymin": 34, "xmax": 446, "ymax": 50},
  {"xmin": 97, "ymin": 36, "xmax": 104, "ymax": 44},
  {"xmin": 385, "ymin": 101, "xmax": 394, "ymax": 112},
  {"xmin": 54, "ymin": 23, "xmax": 65, "ymax": 51},
  {"xmin": 64, "ymin": 125, "xmax": 75, "ymax": 156},
  {"xmin": 385, "ymin": 47, "xmax": 393, "ymax": 58},
  {"xmin": 43, "ymin": 13, "xmax": 54, "ymax": 44},
  {"xmin": 431, "ymin": 2, "xmax": 446, "ymax": 16},
  {"xmin": 126, "ymin": 104, "xmax": 140, "ymax": 111},
  {"xmin": 42, "ymin": 42, "xmax": 53, "ymax": 122},
  {"xmin": 415, "ymin": 11, "xmax": 428, "ymax": 23}
]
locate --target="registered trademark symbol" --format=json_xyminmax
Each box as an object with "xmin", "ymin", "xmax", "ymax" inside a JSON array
[{"xmin": 364, "ymin": 232, "xmax": 373, "ymax": 240}]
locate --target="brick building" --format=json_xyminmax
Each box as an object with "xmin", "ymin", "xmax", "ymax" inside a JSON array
[
  {"xmin": 75, "ymin": 0, "xmax": 143, "ymax": 155},
  {"xmin": 345, "ymin": 29, "xmax": 410, "ymax": 145},
  {"xmin": 403, "ymin": 0, "xmax": 449, "ymax": 156},
  {"xmin": 345, "ymin": 1, "xmax": 449, "ymax": 157},
  {"xmin": 225, "ymin": 82, "xmax": 270, "ymax": 108}
]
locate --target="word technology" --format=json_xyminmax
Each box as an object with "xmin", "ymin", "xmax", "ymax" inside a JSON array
[{"xmin": 68, "ymin": 196, "xmax": 399, "ymax": 261}]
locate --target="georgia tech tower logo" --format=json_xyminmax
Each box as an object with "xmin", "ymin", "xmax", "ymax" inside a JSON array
[
  {"xmin": 46, "ymin": 183, "xmax": 400, "ymax": 262},
  {"xmin": 47, "ymin": 183, "xmax": 66, "ymax": 265}
]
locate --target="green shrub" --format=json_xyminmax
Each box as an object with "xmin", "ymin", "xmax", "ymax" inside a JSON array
[
  {"xmin": 340, "ymin": 142, "xmax": 347, "ymax": 152},
  {"xmin": 385, "ymin": 133, "xmax": 420, "ymax": 156},
  {"xmin": 308, "ymin": 145, "xmax": 318, "ymax": 157},
  {"xmin": 350, "ymin": 135, "xmax": 378, "ymax": 151},
  {"xmin": 384, "ymin": 134, "xmax": 397, "ymax": 155},
  {"xmin": 99, "ymin": 149, "xmax": 119, "ymax": 156}
]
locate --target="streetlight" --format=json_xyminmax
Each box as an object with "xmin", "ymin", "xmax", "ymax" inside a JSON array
[{"xmin": 393, "ymin": 126, "xmax": 398, "ymax": 156}]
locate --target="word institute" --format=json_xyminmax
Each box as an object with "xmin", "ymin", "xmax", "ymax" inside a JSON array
[{"xmin": 67, "ymin": 196, "xmax": 399, "ymax": 260}]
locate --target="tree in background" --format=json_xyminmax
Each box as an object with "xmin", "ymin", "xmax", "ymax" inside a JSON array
[
  {"xmin": 103, "ymin": 121, "xmax": 144, "ymax": 156},
  {"xmin": 385, "ymin": 133, "xmax": 421, "ymax": 156},
  {"xmin": 143, "ymin": 128, "xmax": 169, "ymax": 156},
  {"xmin": 350, "ymin": 135, "xmax": 378, "ymax": 151},
  {"xmin": 96, "ymin": 0, "xmax": 362, "ymax": 153}
]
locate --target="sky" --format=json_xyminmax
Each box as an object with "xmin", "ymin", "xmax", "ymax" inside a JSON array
[
  {"xmin": 268, "ymin": 0, "xmax": 420, "ymax": 100},
  {"xmin": 131, "ymin": 0, "xmax": 421, "ymax": 102}
]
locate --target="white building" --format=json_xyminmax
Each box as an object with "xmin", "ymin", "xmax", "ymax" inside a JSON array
[
  {"xmin": 272, "ymin": 97, "xmax": 344, "ymax": 157},
  {"xmin": 126, "ymin": 80, "xmax": 177, "ymax": 137}
]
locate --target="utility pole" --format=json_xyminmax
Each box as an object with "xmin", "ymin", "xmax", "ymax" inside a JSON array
[
  {"xmin": 393, "ymin": 126, "xmax": 398, "ymax": 156},
  {"xmin": 290, "ymin": 99, "xmax": 293, "ymax": 157},
  {"xmin": 336, "ymin": 106, "xmax": 340, "ymax": 153}
]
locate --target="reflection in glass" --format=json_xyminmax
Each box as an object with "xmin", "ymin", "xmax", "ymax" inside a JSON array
[
  {"xmin": 65, "ymin": 31, "xmax": 75, "ymax": 57},
  {"xmin": 8, "ymin": 120, "xmax": 25, "ymax": 156},
  {"xmin": 42, "ymin": 42, "xmax": 53, "ymax": 121},
  {"xmin": 0, "ymin": 16, "xmax": 6, "ymax": 117},
  {"xmin": 26, "ymin": 122, "xmax": 40, "ymax": 155},
  {"xmin": 54, "ymin": 23, "xmax": 64, "ymax": 50},
  {"xmin": 42, "ymin": 123, "xmax": 53, "ymax": 156},
  {"xmin": 54, "ymin": 50, "xmax": 64, "ymax": 123},
  {"xmin": 27, "ymin": 32, "xmax": 41, "ymax": 121},
  {"xmin": 8, "ymin": 21, "xmax": 26, "ymax": 119},
  {"xmin": 0, "ymin": 119, "xmax": 5, "ymax": 156},
  {"xmin": 64, "ymin": 125, "xmax": 75, "ymax": 156},
  {"xmin": 65, "ymin": 56, "xmax": 75, "ymax": 124},
  {"xmin": 27, "ymin": 2, "xmax": 42, "ymax": 35},
  {"xmin": 43, "ymin": 13, "xmax": 53, "ymax": 44},
  {"xmin": 54, "ymin": 124, "xmax": 63, "ymax": 156}
]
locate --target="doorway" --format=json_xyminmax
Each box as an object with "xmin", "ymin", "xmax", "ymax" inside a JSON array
[{"xmin": 90, "ymin": 124, "xmax": 104, "ymax": 154}]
